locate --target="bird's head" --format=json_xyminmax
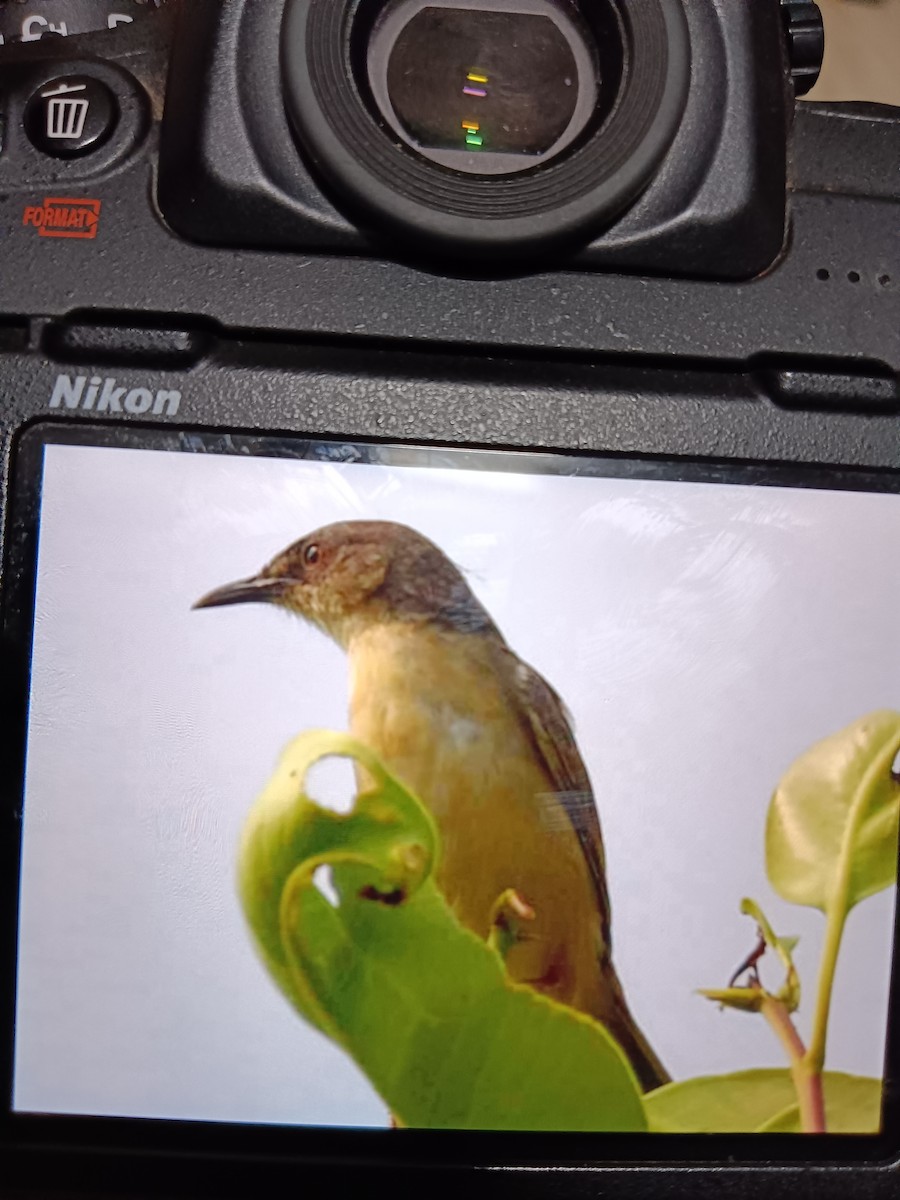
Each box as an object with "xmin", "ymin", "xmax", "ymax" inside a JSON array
[{"xmin": 193, "ymin": 520, "xmax": 497, "ymax": 646}]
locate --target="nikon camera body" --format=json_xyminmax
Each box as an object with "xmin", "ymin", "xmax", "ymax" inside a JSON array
[{"xmin": 0, "ymin": 1, "xmax": 899, "ymax": 1197}]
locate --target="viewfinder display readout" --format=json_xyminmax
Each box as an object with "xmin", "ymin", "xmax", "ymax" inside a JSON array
[{"xmin": 387, "ymin": 10, "xmax": 580, "ymax": 156}]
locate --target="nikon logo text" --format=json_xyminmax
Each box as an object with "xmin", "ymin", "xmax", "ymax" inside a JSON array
[{"xmin": 49, "ymin": 374, "xmax": 182, "ymax": 418}]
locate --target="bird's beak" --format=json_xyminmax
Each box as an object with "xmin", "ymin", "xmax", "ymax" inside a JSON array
[{"xmin": 192, "ymin": 574, "xmax": 290, "ymax": 610}]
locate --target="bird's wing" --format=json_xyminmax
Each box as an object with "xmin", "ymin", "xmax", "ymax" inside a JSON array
[{"xmin": 500, "ymin": 649, "xmax": 612, "ymax": 952}]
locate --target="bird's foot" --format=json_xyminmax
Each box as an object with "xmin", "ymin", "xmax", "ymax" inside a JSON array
[{"xmin": 488, "ymin": 888, "xmax": 536, "ymax": 963}]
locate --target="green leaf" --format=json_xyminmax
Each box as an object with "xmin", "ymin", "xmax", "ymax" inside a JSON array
[
  {"xmin": 740, "ymin": 899, "xmax": 797, "ymax": 967},
  {"xmin": 645, "ymin": 1069, "xmax": 882, "ymax": 1134},
  {"xmin": 755, "ymin": 1073, "xmax": 883, "ymax": 1134},
  {"xmin": 238, "ymin": 731, "xmax": 646, "ymax": 1132},
  {"xmin": 740, "ymin": 897, "xmax": 801, "ymax": 1011},
  {"xmin": 767, "ymin": 711, "xmax": 900, "ymax": 915},
  {"xmin": 697, "ymin": 985, "xmax": 764, "ymax": 1013}
]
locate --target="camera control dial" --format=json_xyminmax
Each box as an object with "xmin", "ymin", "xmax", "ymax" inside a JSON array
[
  {"xmin": 780, "ymin": 0, "xmax": 825, "ymax": 96},
  {"xmin": 0, "ymin": 0, "xmax": 169, "ymax": 46}
]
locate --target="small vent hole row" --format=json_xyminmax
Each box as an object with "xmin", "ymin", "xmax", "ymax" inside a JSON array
[{"xmin": 816, "ymin": 268, "xmax": 891, "ymax": 287}]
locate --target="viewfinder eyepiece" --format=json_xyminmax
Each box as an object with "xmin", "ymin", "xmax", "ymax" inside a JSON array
[
  {"xmin": 367, "ymin": 0, "xmax": 600, "ymax": 176},
  {"xmin": 281, "ymin": 0, "xmax": 690, "ymax": 257}
]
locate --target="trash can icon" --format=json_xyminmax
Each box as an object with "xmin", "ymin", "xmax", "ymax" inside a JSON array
[{"xmin": 43, "ymin": 83, "xmax": 90, "ymax": 140}]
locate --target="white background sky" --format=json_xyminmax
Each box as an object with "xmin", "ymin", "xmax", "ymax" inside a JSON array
[{"xmin": 13, "ymin": 440, "xmax": 900, "ymax": 1129}]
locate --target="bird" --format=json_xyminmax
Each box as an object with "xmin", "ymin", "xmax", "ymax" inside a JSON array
[{"xmin": 194, "ymin": 519, "xmax": 668, "ymax": 1091}]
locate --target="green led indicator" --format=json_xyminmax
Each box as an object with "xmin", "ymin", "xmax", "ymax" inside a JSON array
[{"xmin": 462, "ymin": 121, "xmax": 484, "ymax": 148}]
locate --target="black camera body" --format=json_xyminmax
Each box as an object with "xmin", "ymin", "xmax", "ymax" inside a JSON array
[{"xmin": 1, "ymin": 1, "xmax": 899, "ymax": 1197}]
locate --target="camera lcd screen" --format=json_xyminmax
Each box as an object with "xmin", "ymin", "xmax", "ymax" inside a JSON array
[{"xmin": 10, "ymin": 427, "xmax": 900, "ymax": 1140}]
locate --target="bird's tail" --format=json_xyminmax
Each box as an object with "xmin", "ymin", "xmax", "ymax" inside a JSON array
[{"xmin": 599, "ymin": 963, "xmax": 670, "ymax": 1093}]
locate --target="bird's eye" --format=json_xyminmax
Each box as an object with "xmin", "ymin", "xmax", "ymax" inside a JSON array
[{"xmin": 304, "ymin": 543, "xmax": 320, "ymax": 566}]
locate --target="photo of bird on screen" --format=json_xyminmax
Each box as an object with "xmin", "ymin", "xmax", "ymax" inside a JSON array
[{"xmin": 194, "ymin": 519, "xmax": 669, "ymax": 1092}]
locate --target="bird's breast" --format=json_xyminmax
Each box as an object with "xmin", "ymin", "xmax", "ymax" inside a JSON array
[
  {"xmin": 345, "ymin": 622, "xmax": 594, "ymax": 929},
  {"xmin": 347, "ymin": 623, "xmax": 534, "ymax": 815}
]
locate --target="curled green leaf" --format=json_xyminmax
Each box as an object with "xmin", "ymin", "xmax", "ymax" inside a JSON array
[
  {"xmin": 699, "ymin": 898, "xmax": 799, "ymax": 1014},
  {"xmin": 238, "ymin": 731, "xmax": 647, "ymax": 1132},
  {"xmin": 237, "ymin": 729, "xmax": 436, "ymax": 1037},
  {"xmin": 740, "ymin": 897, "xmax": 800, "ymax": 1012}
]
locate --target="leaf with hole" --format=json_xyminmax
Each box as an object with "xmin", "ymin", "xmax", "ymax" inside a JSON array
[{"xmin": 238, "ymin": 730, "xmax": 646, "ymax": 1131}]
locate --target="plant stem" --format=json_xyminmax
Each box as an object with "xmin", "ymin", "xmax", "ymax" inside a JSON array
[
  {"xmin": 760, "ymin": 996, "xmax": 826, "ymax": 1133},
  {"xmin": 805, "ymin": 904, "xmax": 847, "ymax": 1075},
  {"xmin": 803, "ymin": 733, "xmax": 896, "ymax": 1075}
]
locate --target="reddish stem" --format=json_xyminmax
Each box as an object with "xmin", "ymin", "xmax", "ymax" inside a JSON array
[{"xmin": 759, "ymin": 996, "xmax": 826, "ymax": 1133}]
